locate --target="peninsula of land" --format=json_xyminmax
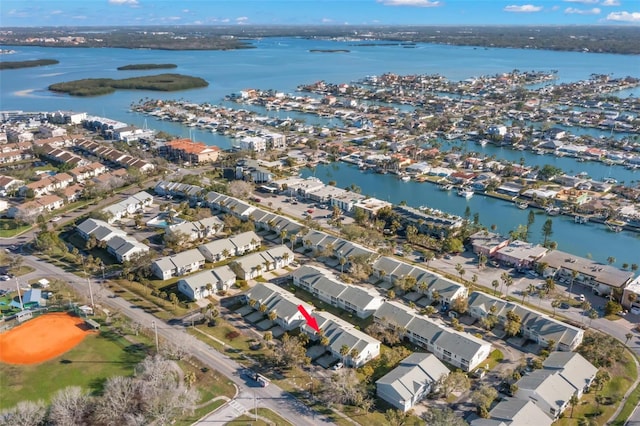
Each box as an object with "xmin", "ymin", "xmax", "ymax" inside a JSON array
[
  {"xmin": 48, "ymin": 73, "xmax": 208, "ymax": 96},
  {"xmin": 117, "ymin": 63, "xmax": 177, "ymax": 71},
  {"xmin": 0, "ymin": 59, "xmax": 59, "ymax": 70},
  {"xmin": 1, "ymin": 25, "xmax": 639, "ymax": 54}
]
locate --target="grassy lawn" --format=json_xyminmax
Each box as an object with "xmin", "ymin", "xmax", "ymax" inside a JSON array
[
  {"xmin": 0, "ymin": 219, "xmax": 31, "ymax": 238},
  {"xmin": 225, "ymin": 414, "xmax": 270, "ymax": 426},
  {"xmin": 0, "ymin": 329, "xmax": 149, "ymax": 409},
  {"xmin": 255, "ymin": 408, "xmax": 294, "ymax": 425},
  {"xmin": 556, "ymin": 351, "xmax": 637, "ymax": 426},
  {"xmin": 189, "ymin": 320, "xmax": 269, "ymax": 367},
  {"xmin": 341, "ymin": 405, "xmax": 425, "ymax": 426},
  {"xmin": 484, "ymin": 349, "xmax": 504, "ymax": 371}
]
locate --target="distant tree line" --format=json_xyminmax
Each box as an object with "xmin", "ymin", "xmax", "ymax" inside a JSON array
[{"xmin": 117, "ymin": 63, "xmax": 177, "ymax": 70}]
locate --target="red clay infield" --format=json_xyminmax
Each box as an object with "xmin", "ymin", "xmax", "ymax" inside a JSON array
[{"xmin": 0, "ymin": 312, "xmax": 94, "ymax": 365}]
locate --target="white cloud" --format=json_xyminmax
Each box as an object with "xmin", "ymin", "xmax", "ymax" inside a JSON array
[
  {"xmin": 321, "ymin": 18, "xmax": 334, "ymax": 23},
  {"xmin": 108, "ymin": 0, "xmax": 139, "ymax": 5},
  {"xmin": 565, "ymin": 7, "xmax": 601, "ymax": 14},
  {"xmin": 601, "ymin": 0, "xmax": 620, "ymax": 6},
  {"xmin": 563, "ymin": 0, "xmax": 598, "ymax": 4},
  {"xmin": 504, "ymin": 4, "xmax": 543, "ymax": 12},
  {"xmin": 606, "ymin": 11, "xmax": 640, "ymax": 21},
  {"xmin": 378, "ymin": 0, "xmax": 442, "ymax": 7},
  {"xmin": 236, "ymin": 16, "xmax": 249, "ymax": 24},
  {"xmin": 51, "ymin": 10, "xmax": 63, "ymax": 15}
]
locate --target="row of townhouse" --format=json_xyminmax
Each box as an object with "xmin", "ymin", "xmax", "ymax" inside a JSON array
[
  {"xmin": 7, "ymin": 194, "xmax": 64, "ymax": 219},
  {"xmin": 467, "ymin": 292, "xmax": 584, "ymax": 351},
  {"xmin": 165, "ymin": 216, "xmax": 224, "ymax": 243},
  {"xmin": 74, "ymin": 139, "xmax": 155, "ymax": 173},
  {"xmin": 0, "ymin": 175, "xmax": 24, "ymax": 196},
  {"xmin": 300, "ymin": 229, "xmax": 378, "ymax": 264},
  {"xmin": 177, "ymin": 266, "xmax": 236, "ymax": 300},
  {"xmin": 40, "ymin": 144, "xmax": 89, "ymax": 168},
  {"xmin": 230, "ymin": 245, "xmax": 295, "ymax": 281},
  {"xmin": 471, "ymin": 352, "xmax": 598, "ymax": 424},
  {"xmin": 101, "ymin": 191, "xmax": 154, "ymax": 224},
  {"xmin": 243, "ymin": 283, "xmax": 381, "ymax": 368},
  {"xmin": 274, "ymin": 176, "xmax": 392, "ymax": 215},
  {"xmin": 151, "ymin": 230, "xmax": 259, "ymax": 280},
  {"xmin": 19, "ymin": 173, "xmax": 74, "ymax": 197},
  {"xmin": 376, "ymin": 352, "xmax": 450, "ymax": 413},
  {"xmin": 469, "ymin": 231, "xmax": 634, "ymax": 299},
  {"xmin": 68, "ymin": 162, "xmax": 108, "ymax": 183},
  {"xmin": 154, "ymin": 180, "xmax": 205, "ymax": 199},
  {"xmin": 291, "ymin": 265, "xmax": 384, "ymax": 319},
  {"xmin": 76, "ymin": 218, "xmax": 149, "ymax": 262},
  {"xmin": 371, "ymin": 256, "xmax": 468, "ymax": 304},
  {"xmin": 374, "ymin": 300, "xmax": 493, "ymax": 372}
]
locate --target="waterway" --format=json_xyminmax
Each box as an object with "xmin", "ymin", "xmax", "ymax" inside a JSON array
[
  {"xmin": 301, "ymin": 162, "xmax": 640, "ymax": 266},
  {"xmin": 1, "ymin": 37, "xmax": 639, "ymax": 266}
]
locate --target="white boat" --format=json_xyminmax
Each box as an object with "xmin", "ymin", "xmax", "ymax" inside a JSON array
[
  {"xmin": 605, "ymin": 220, "xmax": 626, "ymax": 232},
  {"xmin": 545, "ymin": 206, "xmax": 560, "ymax": 216},
  {"xmin": 516, "ymin": 201, "xmax": 529, "ymax": 210},
  {"xmin": 439, "ymin": 183, "xmax": 453, "ymax": 191},
  {"xmin": 400, "ymin": 175, "xmax": 411, "ymax": 182},
  {"xmin": 457, "ymin": 188, "xmax": 474, "ymax": 199},
  {"xmin": 574, "ymin": 215, "xmax": 589, "ymax": 224}
]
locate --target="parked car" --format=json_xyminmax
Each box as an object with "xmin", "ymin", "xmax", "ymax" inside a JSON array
[
  {"xmin": 579, "ymin": 294, "xmax": 585, "ymax": 302},
  {"xmin": 332, "ymin": 362, "xmax": 344, "ymax": 370}
]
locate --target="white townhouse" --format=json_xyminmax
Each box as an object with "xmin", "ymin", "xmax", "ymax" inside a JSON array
[
  {"xmin": 197, "ymin": 231, "xmax": 261, "ymax": 262},
  {"xmin": 177, "ymin": 265, "xmax": 236, "ymax": 300},
  {"xmin": 374, "ymin": 301, "xmax": 492, "ymax": 372},
  {"xmin": 470, "ymin": 398, "xmax": 552, "ymax": 426},
  {"xmin": 106, "ymin": 235, "xmax": 150, "ymax": 263},
  {"xmin": 514, "ymin": 370, "xmax": 576, "ymax": 420},
  {"xmin": 467, "ymin": 292, "xmax": 584, "ymax": 351},
  {"xmin": 7, "ymin": 194, "xmax": 65, "ymax": 219},
  {"xmin": 231, "ymin": 246, "xmax": 295, "ymax": 280},
  {"xmin": 291, "ymin": 265, "xmax": 383, "ymax": 318},
  {"xmin": 151, "ymin": 248, "xmax": 206, "ymax": 280},
  {"xmin": 243, "ymin": 282, "xmax": 312, "ymax": 331},
  {"xmin": 101, "ymin": 191, "xmax": 153, "ymax": 224},
  {"xmin": 165, "ymin": 216, "xmax": 224, "ymax": 242},
  {"xmin": 376, "ymin": 353, "xmax": 450, "ymax": 412},
  {"xmin": 542, "ymin": 352, "xmax": 597, "ymax": 398},
  {"xmin": 372, "ymin": 256, "xmax": 468, "ymax": 303},
  {"xmin": 76, "ymin": 218, "xmax": 126, "ymax": 242},
  {"xmin": 301, "ymin": 310, "xmax": 381, "ymax": 368}
]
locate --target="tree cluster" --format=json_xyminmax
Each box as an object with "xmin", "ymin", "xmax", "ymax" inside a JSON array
[{"xmin": 0, "ymin": 355, "xmax": 199, "ymax": 426}]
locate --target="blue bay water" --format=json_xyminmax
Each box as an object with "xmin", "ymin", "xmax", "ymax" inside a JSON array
[{"xmin": 1, "ymin": 37, "xmax": 639, "ymax": 266}]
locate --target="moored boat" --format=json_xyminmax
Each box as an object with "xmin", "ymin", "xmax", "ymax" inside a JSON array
[{"xmin": 457, "ymin": 187, "xmax": 474, "ymax": 199}]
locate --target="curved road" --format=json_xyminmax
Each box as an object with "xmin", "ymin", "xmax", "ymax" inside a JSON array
[{"xmin": 5, "ymin": 252, "xmax": 331, "ymax": 426}]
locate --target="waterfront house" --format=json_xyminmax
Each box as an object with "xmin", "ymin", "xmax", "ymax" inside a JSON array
[
  {"xmin": 393, "ymin": 205, "xmax": 464, "ymax": 238},
  {"xmin": 623, "ymin": 276, "xmax": 640, "ymax": 311},
  {"xmin": 469, "ymin": 231, "xmax": 510, "ymax": 257},
  {"xmin": 373, "ymin": 301, "xmax": 492, "ymax": 372},
  {"xmin": 243, "ymin": 282, "xmax": 311, "ymax": 331},
  {"xmin": 162, "ymin": 138, "xmax": 221, "ymax": 163},
  {"xmin": 537, "ymin": 249, "xmax": 633, "ymax": 298},
  {"xmin": 151, "ymin": 248, "xmax": 206, "ymax": 280},
  {"xmin": 467, "ymin": 292, "xmax": 584, "ymax": 351},
  {"xmin": 301, "ymin": 310, "xmax": 381, "ymax": 367},
  {"xmin": 291, "ymin": 265, "xmax": 384, "ymax": 318},
  {"xmin": 177, "ymin": 265, "xmax": 236, "ymax": 300},
  {"xmin": 376, "ymin": 353, "xmax": 449, "ymax": 412},
  {"xmin": 495, "ymin": 240, "xmax": 548, "ymax": 269}
]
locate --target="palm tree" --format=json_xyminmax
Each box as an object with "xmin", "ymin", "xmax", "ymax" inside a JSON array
[
  {"xmin": 491, "ymin": 279, "xmax": 499, "ymax": 296},
  {"xmin": 607, "ymin": 256, "xmax": 616, "ymax": 265},
  {"xmin": 588, "ymin": 308, "xmax": 598, "ymax": 326},
  {"xmin": 268, "ymin": 310, "xmax": 277, "ymax": 321},
  {"xmin": 569, "ymin": 394, "xmax": 579, "ymax": 418},
  {"xmin": 349, "ymin": 348, "xmax": 360, "ymax": 366},
  {"xmin": 625, "ymin": 332, "xmax": 633, "ymax": 346},
  {"xmin": 568, "ymin": 270, "xmax": 579, "ymax": 296},
  {"xmin": 339, "ymin": 344, "xmax": 350, "ymax": 365},
  {"xmin": 339, "ymin": 256, "xmax": 347, "ymax": 274},
  {"xmin": 280, "ymin": 230, "xmax": 287, "ymax": 245},
  {"xmin": 551, "ymin": 299, "xmax": 561, "ymax": 316}
]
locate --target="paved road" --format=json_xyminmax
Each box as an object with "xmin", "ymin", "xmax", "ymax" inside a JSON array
[{"xmin": 3, "ymin": 252, "xmax": 331, "ymax": 426}]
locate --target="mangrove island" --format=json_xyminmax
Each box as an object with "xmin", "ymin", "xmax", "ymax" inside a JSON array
[
  {"xmin": 117, "ymin": 63, "xmax": 178, "ymax": 71},
  {"xmin": 48, "ymin": 73, "xmax": 208, "ymax": 96}
]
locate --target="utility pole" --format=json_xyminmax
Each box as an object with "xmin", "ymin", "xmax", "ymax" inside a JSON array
[
  {"xmin": 254, "ymin": 391, "xmax": 257, "ymax": 422},
  {"xmin": 15, "ymin": 277, "xmax": 24, "ymax": 311},
  {"xmin": 152, "ymin": 320, "xmax": 159, "ymax": 352},
  {"xmin": 83, "ymin": 258, "xmax": 95, "ymax": 313}
]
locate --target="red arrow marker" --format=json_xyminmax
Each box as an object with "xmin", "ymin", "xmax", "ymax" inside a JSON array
[{"xmin": 298, "ymin": 305, "xmax": 319, "ymax": 332}]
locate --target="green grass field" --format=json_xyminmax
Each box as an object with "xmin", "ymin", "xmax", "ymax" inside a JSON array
[{"xmin": 0, "ymin": 330, "xmax": 149, "ymax": 409}]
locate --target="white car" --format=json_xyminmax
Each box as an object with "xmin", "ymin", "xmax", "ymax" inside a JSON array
[
  {"xmin": 332, "ymin": 362, "xmax": 344, "ymax": 370},
  {"xmin": 0, "ymin": 275, "xmax": 10, "ymax": 281}
]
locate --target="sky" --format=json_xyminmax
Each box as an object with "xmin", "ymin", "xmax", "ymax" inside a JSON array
[{"xmin": 1, "ymin": 0, "xmax": 639, "ymax": 27}]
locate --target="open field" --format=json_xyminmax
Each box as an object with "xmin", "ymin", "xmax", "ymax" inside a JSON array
[{"xmin": 0, "ymin": 328, "xmax": 148, "ymax": 409}]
